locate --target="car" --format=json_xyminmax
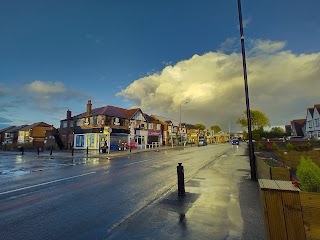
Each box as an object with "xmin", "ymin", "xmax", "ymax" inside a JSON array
[
  {"xmin": 198, "ymin": 139, "xmax": 207, "ymax": 146},
  {"xmin": 231, "ymin": 139, "xmax": 239, "ymax": 145},
  {"xmin": 288, "ymin": 136, "xmax": 305, "ymax": 141}
]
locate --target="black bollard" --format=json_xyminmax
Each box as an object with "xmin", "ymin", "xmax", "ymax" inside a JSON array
[
  {"xmin": 72, "ymin": 148, "xmax": 74, "ymax": 156},
  {"xmin": 50, "ymin": 148, "xmax": 53, "ymax": 155},
  {"xmin": 86, "ymin": 147, "xmax": 89, "ymax": 155},
  {"xmin": 177, "ymin": 163, "xmax": 185, "ymax": 196},
  {"xmin": 21, "ymin": 147, "xmax": 24, "ymax": 155},
  {"xmin": 37, "ymin": 148, "xmax": 40, "ymax": 155}
]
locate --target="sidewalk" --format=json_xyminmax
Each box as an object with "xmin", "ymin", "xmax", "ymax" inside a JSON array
[
  {"xmin": 28, "ymin": 145, "xmax": 187, "ymax": 159},
  {"xmin": 106, "ymin": 147, "xmax": 265, "ymax": 240}
]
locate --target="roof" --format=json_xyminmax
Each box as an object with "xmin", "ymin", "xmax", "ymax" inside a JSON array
[
  {"xmin": 291, "ymin": 119, "xmax": 306, "ymax": 136},
  {"xmin": 6, "ymin": 125, "xmax": 29, "ymax": 133},
  {"xmin": 307, "ymin": 108, "xmax": 314, "ymax": 117},
  {"xmin": 125, "ymin": 108, "xmax": 141, "ymax": 119},
  {"xmin": 0, "ymin": 126, "xmax": 16, "ymax": 134},
  {"xmin": 152, "ymin": 115, "xmax": 179, "ymax": 126},
  {"xmin": 75, "ymin": 105, "xmax": 129, "ymax": 119},
  {"xmin": 184, "ymin": 124, "xmax": 197, "ymax": 129},
  {"xmin": 143, "ymin": 113, "xmax": 160, "ymax": 123},
  {"xmin": 19, "ymin": 122, "xmax": 52, "ymax": 131}
]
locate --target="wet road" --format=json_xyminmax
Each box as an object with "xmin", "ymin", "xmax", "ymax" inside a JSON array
[{"xmin": 0, "ymin": 144, "xmax": 232, "ymax": 240}]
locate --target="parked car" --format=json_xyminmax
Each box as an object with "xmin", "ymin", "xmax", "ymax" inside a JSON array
[
  {"xmin": 231, "ymin": 139, "xmax": 239, "ymax": 145},
  {"xmin": 288, "ymin": 136, "xmax": 305, "ymax": 141}
]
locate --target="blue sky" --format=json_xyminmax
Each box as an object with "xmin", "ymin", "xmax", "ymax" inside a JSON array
[{"xmin": 1, "ymin": 0, "xmax": 320, "ymax": 131}]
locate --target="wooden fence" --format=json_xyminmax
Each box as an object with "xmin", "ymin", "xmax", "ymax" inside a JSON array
[
  {"xmin": 255, "ymin": 155, "xmax": 291, "ymax": 181},
  {"xmin": 259, "ymin": 179, "xmax": 320, "ymax": 240}
]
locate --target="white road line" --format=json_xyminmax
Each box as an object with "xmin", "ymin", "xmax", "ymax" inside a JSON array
[
  {"xmin": 123, "ymin": 159, "xmax": 149, "ymax": 166},
  {"xmin": 0, "ymin": 171, "xmax": 96, "ymax": 196}
]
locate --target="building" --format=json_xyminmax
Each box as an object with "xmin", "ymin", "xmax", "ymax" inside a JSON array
[
  {"xmin": 3, "ymin": 125, "xmax": 28, "ymax": 145},
  {"xmin": 60, "ymin": 100, "xmax": 164, "ymax": 150},
  {"xmin": 290, "ymin": 119, "xmax": 306, "ymax": 137},
  {"xmin": 305, "ymin": 104, "xmax": 320, "ymax": 139},
  {"xmin": 0, "ymin": 126, "xmax": 16, "ymax": 146},
  {"xmin": 17, "ymin": 122, "xmax": 53, "ymax": 148},
  {"xmin": 144, "ymin": 114, "xmax": 163, "ymax": 146},
  {"xmin": 151, "ymin": 115, "xmax": 182, "ymax": 145}
]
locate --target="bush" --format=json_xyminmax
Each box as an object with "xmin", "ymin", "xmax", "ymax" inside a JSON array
[
  {"xmin": 252, "ymin": 133, "xmax": 260, "ymax": 140},
  {"xmin": 257, "ymin": 143, "xmax": 265, "ymax": 151},
  {"xmin": 295, "ymin": 142, "xmax": 313, "ymax": 152},
  {"xmin": 272, "ymin": 142, "xmax": 279, "ymax": 151},
  {"xmin": 296, "ymin": 156, "xmax": 320, "ymax": 192},
  {"xmin": 285, "ymin": 143, "xmax": 295, "ymax": 151}
]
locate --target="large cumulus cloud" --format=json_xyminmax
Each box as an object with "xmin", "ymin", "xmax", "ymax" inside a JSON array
[{"xmin": 117, "ymin": 39, "xmax": 320, "ymax": 131}]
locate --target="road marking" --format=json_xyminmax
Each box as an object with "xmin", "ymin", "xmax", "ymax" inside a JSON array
[
  {"xmin": 123, "ymin": 159, "xmax": 149, "ymax": 166},
  {"xmin": 0, "ymin": 171, "xmax": 96, "ymax": 196}
]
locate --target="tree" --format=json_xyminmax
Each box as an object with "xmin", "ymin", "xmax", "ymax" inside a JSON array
[
  {"xmin": 236, "ymin": 110, "xmax": 270, "ymax": 130},
  {"xmin": 210, "ymin": 125, "xmax": 221, "ymax": 133},
  {"xmin": 194, "ymin": 123, "xmax": 206, "ymax": 130},
  {"xmin": 269, "ymin": 126, "xmax": 285, "ymax": 138}
]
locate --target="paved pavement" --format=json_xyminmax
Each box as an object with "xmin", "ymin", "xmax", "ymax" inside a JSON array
[
  {"xmin": 1, "ymin": 145, "xmax": 266, "ymax": 239},
  {"xmin": 104, "ymin": 145, "xmax": 266, "ymax": 240}
]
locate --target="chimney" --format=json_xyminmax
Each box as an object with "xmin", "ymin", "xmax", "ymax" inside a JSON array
[
  {"xmin": 86, "ymin": 100, "xmax": 92, "ymax": 116},
  {"xmin": 67, "ymin": 109, "xmax": 72, "ymax": 119}
]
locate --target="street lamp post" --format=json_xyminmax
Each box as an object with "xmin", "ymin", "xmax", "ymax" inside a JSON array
[
  {"xmin": 237, "ymin": 0, "xmax": 256, "ymax": 180},
  {"xmin": 179, "ymin": 101, "xmax": 188, "ymax": 145}
]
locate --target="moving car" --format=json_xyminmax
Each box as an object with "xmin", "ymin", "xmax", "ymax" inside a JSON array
[
  {"xmin": 198, "ymin": 139, "xmax": 207, "ymax": 146},
  {"xmin": 231, "ymin": 139, "xmax": 239, "ymax": 145}
]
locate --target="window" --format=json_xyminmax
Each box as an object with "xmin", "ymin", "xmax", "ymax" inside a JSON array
[
  {"xmin": 156, "ymin": 124, "xmax": 161, "ymax": 130},
  {"xmin": 315, "ymin": 118, "xmax": 320, "ymax": 127},
  {"xmin": 75, "ymin": 135, "xmax": 85, "ymax": 147},
  {"xmin": 76, "ymin": 119, "xmax": 82, "ymax": 126},
  {"xmin": 148, "ymin": 123, "xmax": 153, "ymax": 129},
  {"xmin": 93, "ymin": 116, "xmax": 98, "ymax": 125},
  {"xmin": 61, "ymin": 121, "xmax": 67, "ymax": 128}
]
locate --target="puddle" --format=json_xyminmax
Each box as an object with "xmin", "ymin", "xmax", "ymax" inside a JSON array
[{"xmin": 0, "ymin": 168, "xmax": 29, "ymax": 176}]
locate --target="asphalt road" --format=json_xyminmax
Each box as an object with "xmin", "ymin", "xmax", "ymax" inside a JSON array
[{"xmin": 0, "ymin": 144, "xmax": 231, "ymax": 240}]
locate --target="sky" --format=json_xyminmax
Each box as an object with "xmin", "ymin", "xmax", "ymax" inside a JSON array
[{"xmin": 1, "ymin": 0, "xmax": 320, "ymax": 132}]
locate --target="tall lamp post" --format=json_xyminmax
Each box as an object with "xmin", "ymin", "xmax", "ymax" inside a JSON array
[
  {"xmin": 237, "ymin": 0, "xmax": 256, "ymax": 180},
  {"xmin": 179, "ymin": 101, "xmax": 188, "ymax": 145}
]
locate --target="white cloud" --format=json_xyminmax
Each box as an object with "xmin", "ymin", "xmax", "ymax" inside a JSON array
[
  {"xmin": 0, "ymin": 80, "xmax": 88, "ymax": 117},
  {"xmin": 249, "ymin": 39, "xmax": 286, "ymax": 54},
  {"xmin": 118, "ymin": 39, "xmax": 320, "ymax": 131},
  {"xmin": 25, "ymin": 81, "xmax": 66, "ymax": 94},
  {"xmin": 243, "ymin": 18, "xmax": 251, "ymax": 28}
]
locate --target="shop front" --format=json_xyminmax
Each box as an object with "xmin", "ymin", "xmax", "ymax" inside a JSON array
[
  {"xmin": 74, "ymin": 133, "xmax": 106, "ymax": 150},
  {"xmin": 135, "ymin": 130, "xmax": 148, "ymax": 149},
  {"xmin": 147, "ymin": 130, "xmax": 162, "ymax": 146}
]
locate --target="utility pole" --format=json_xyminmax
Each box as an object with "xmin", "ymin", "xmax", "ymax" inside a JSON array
[{"xmin": 237, "ymin": 0, "xmax": 256, "ymax": 180}]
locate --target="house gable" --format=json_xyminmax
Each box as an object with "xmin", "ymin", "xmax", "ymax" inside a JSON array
[
  {"xmin": 313, "ymin": 104, "xmax": 320, "ymax": 131},
  {"xmin": 306, "ymin": 108, "xmax": 314, "ymax": 132}
]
